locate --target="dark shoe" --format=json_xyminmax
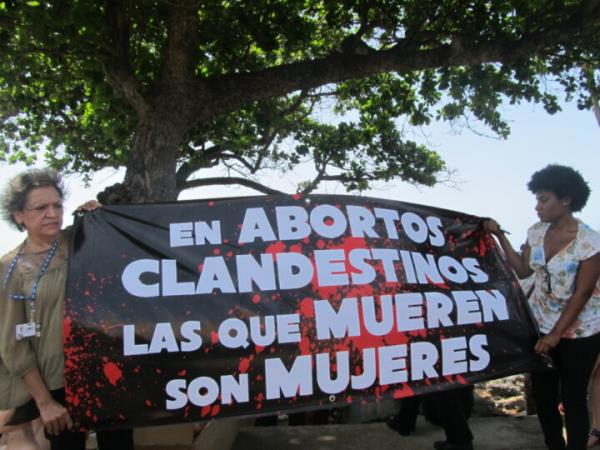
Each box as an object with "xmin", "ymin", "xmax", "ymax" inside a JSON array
[
  {"xmin": 386, "ymin": 416, "xmax": 415, "ymax": 436},
  {"xmin": 433, "ymin": 441, "xmax": 474, "ymax": 450}
]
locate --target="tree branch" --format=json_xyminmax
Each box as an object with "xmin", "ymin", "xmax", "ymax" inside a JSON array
[
  {"xmin": 102, "ymin": 0, "xmax": 149, "ymax": 117},
  {"xmin": 593, "ymin": 96, "xmax": 600, "ymax": 127},
  {"xmin": 192, "ymin": 0, "xmax": 600, "ymax": 120},
  {"xmin": 176, "ymin": 144, "xmax": 266, "ymax": 189},
  {"xmin": 299, "ymin": 163, "xmax": 328, "ymax": 195},
  {"xmin": 179, "ymin": 177, "xmax": 286, "ymax": 195},
  {"xmin": 176, "ymin": 144, "xmax": 225, "ymax": 186},
  {"xmin": 160, "ymin": 0, "xmax": 199, "ymax": 85},
  {"xmin": 581, "ymin": 63, "xmax": 600, "ymax": 127},
  {"xmin": 249, "ymin": 92, "xmax": 312, "ymax": 173}
]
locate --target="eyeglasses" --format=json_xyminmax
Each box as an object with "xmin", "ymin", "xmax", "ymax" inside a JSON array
[{"xmin": 23, "ymin": 202, "xmax": 63, "ymax": 215}]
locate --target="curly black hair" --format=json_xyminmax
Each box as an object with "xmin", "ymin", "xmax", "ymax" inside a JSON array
[{"xmin": 527, "ymin": 164, "xmax": 590, "ymax": 212}]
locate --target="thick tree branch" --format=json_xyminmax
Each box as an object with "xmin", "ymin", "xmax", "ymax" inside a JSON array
[
  {"xmin": 176, "ymin": 144, "xmax": 224, "ymax": 186},
  {"xmin": 179, "ymin": 177, "xmax": 286, "ymax": 195},
  {"xmin": 102, "ymin": 0, "xmax": 149, "ymax": 117},
  {"xmin": 160, "ymin": 0, "xmax": 199, "ymax": 84},
  {"xmin": 192, "ymin": 0, "xmax": 600, "ymax": 120}
]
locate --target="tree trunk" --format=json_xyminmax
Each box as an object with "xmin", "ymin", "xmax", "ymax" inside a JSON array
[{"xmin": 98, "ymin": 112, "xmax": 187, "ymax": 204}]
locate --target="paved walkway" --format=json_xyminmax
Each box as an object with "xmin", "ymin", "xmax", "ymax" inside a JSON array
[
  {"xmin": 231, "ymin": 416, "xmax": 547, "ymax": 450},
  {"xmin": 0, "ymin": 416, "xmax": 548, "ymax": 450}
]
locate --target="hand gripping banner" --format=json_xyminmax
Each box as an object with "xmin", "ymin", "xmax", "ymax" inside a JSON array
[{"xmin": 64, "ymin": 195, "xmax": 543, "ymax": 429}]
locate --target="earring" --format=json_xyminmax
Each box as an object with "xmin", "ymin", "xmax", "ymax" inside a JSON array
[{"xmin": 563, "ymin": 202, "xmax": 568, "ymax": 206}]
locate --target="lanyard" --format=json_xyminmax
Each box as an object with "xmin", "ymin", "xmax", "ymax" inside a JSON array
[{"xmin": 2, "ymin": 238, "xmax": 60, "ymax": 323}]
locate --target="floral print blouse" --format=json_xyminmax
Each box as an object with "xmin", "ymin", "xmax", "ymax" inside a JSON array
[{"xmin": 527, "ymin": 220, "xmax": 600, "ymax": 338}]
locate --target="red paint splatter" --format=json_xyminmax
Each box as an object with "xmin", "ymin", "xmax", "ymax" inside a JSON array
[
  {"xmin": 239, "ymin": 355, "xmax": 254, "ymax": 373},
  {"xmin": 103, "ymin": 362, "xmax": 123, "ymax": 386},
  {"xmin": 298, "ymin": 298, "xmax": 315, "ymax": 318},
  {"xmin": 265, "ymin": 241, "xmax": 287, "ymax": 255}
]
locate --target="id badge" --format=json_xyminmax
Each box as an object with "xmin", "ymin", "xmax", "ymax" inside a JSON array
[{"xmin": 16, "ymin": 322, "xmax": 39, "ymax": 340}]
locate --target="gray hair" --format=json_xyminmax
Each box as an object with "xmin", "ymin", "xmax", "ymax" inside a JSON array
[{"xmin": 1, "ymin": 168, "xmax": 65, "ymax": 231}]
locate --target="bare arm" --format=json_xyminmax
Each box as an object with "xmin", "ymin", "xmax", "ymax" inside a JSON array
[
  {"xmin": 483, "ymin": 219, "xmax": 533, "ymax": 278},
  {"xmin": 21, "ymin": 368, "xmax": 72, "ymax": 435},
  {"xmin": 535, "ymin": 252, "xmax": 600, "ymax": 355}
]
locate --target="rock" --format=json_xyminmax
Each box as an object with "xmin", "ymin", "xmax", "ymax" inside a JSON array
[{"xmin": 474, "ymin": 375, "xmax": 527, "ymax": 416}]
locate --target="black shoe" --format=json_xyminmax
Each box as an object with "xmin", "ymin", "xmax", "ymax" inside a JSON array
[
  {"xmin": 433, "ymin": 441, "xmax": 474, "ymax": 450},
  {"xmin": 386, "ymin": 417, "xmax": 415, "ymax": 436}
]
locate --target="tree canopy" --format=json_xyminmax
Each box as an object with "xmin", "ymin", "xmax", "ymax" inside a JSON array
[{"xmin": 1, "ymin": 0, "xmax": 599, "ymax": 202}]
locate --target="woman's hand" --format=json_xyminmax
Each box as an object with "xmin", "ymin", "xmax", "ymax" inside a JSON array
[
  {"xmin": 534, "ymin": 332, "xmax": 561, "ymax": 356},
  {"xmin": 37, "ymin": 397, "xmax": 73, "ymax": 435},
  {"xmin": 76, "ymin": 200, "xmax": 101, "ymax": 212},
  {"xmin": 483, "ymin": 219, "xmax": 503, "ymax": 236}
]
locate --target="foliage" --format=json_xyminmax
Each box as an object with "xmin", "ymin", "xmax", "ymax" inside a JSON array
[{"xmin": 0, "ymin": 0, "xmax": 599, "ymax": 201}]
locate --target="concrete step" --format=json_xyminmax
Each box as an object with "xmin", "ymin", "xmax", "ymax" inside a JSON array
[{"xmin": 231, "ymin": 416, "xmax": 547, "ymax": 450}]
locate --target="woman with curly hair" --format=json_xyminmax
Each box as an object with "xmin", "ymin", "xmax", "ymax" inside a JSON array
[
  {"xmin": 0, "ymin": 169, "xmax": 133, "ymax": 450},
  {"xmin": 485, "ymin": 164, "xmax": 600, "ymax": 450}
]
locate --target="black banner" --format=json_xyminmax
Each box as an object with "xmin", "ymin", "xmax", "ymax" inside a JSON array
[{"xmin": 65, "ymin": 195, "xmax": 542, "ymax": 429}]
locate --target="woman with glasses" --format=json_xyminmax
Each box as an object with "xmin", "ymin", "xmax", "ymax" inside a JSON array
[
  {"xmin": 0, "ymin": 169, "xmax": 132, "ymax": 450},
  {"xmin": 485, "ymin": 164, "xmax": 600, "ymax": 450}
]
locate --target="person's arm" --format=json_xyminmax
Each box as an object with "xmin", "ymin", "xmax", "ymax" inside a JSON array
[
  {"xmin": 0, "ymin": 266, "xmax": 38, "ymax": 379},
  {"xmin": 534, "ymin": 252, "xmax": 600, "ymax": 355},
  {"xmin": 483, "ymin": 219, "xmax": 532, "ymax": 278},
  {"xmin": 20, "ymin": 368, "xmax": 73, "ymax": 435}
]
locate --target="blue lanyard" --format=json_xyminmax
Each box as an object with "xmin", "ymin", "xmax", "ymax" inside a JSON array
[{"xmin": 2, "ymin": 238, "xmax": 60, "ymax": 322}]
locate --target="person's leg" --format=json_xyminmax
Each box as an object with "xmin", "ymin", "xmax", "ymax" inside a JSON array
[
  {"xmin": 46, "ymin": 428, "xmax": 87, "ymax": 450},
  {"xmin": 96, "ymin": 428, "xmax": 134, "ymax": 450},
  {"xmin": 387, "ymin": 395, "xmax": 421, "ymax": 435},
  {"xmin": 531, "ymin": 363, "xmax": 565, "ymax": 450},
  {"xmin": 558, "ymin": 334, "xmax": 600, "ymax": 450},
  {"xmin": 1, "ymin": 409, "xmax": 42, "ymax": 450},
  {"xmin": 588, "ymin": 357, "xmax": 600, "ymax": 447},
  {"xmin": 428, "ymin": 387, "xmax": 473, "ymax": 446},
  {"xmin": 5, "ymin": 423, "xmax": 41, "ymax": 450},
  {"xmin": 31, "ymin": 419, "xmax": 49, "ymax": 450}
]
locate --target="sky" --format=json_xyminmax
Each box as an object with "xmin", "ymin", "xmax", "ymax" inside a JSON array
[{"xmin": 0, "ymin": 99, "xmax": 598, "ymax": 255}]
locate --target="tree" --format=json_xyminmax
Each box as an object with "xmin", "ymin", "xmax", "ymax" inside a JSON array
[
  {"xmin": 582, "ymin": 64, "xmax": 600, "ymax": 125},
  {"xmin": 1, "ymin": 0, "xmax": 599, "ymax": 203}
]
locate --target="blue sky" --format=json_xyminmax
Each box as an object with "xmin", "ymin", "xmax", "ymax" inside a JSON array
[{"xmin": 0, "ymin": 99, "xmax": 598, "ymax": 255}]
